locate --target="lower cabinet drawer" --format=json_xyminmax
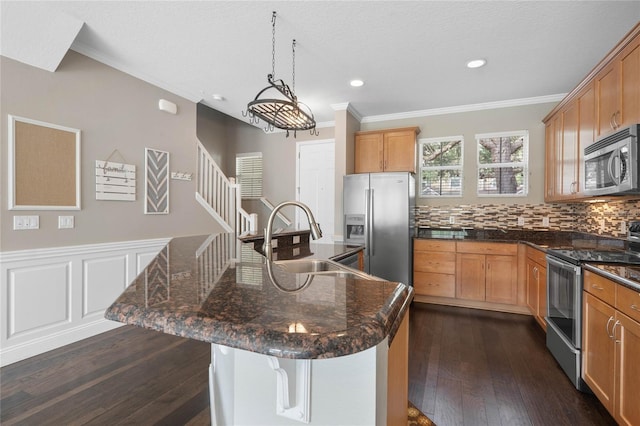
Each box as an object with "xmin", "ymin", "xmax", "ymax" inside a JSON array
[
  {"xmin": 413, "ymin": 272, "xmax": 455, "ymax": 298},
  {"xmin": 584, "ymin": 270, "xmax": 616, "ymax": 306},
  {"xmin": 616, "ymin": 284, "xmax": 640, "ymax": 323}
]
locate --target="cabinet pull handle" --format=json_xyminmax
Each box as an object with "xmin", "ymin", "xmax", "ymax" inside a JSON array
[
  {"xmin": 631, "ymin": 304, "xmax": 639, "ymax": 312},
  {"xmin": 612, "ymin": 320, "xmax": 621, "ymax": 343},
  {"xmin": 610, "ymin": 113, "xmax": 616, "ymax": 130},
  {"xmin": 606, "ymin": 316, "xmax": 615, "ymax": 338},
  {"xmin": 592, "ymin": 284, "xmax": 604, "ymax": 291},
  {"xmin": 613, "ymin": 111, "xmax": 621, "ymax": 129}
]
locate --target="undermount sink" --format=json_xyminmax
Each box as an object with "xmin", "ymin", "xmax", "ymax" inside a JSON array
[{"xmin": 273, "ymin": 259, "xmax": 380, "ymax": 280}]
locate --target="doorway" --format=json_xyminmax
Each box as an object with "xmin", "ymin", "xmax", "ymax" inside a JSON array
[{"xmin": 296, "ymin": 140, "xmax": 335, "ymax": 243}]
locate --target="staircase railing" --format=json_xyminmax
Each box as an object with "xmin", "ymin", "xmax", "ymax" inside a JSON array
[{"xmin": 196, "ymin": 141, "xmax": 255, "ymax": 235}]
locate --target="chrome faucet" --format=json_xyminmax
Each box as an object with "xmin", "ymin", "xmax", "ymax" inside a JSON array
[{"xmin": 263, "ymin": 201, "xmax": 322, "ymax": 260}]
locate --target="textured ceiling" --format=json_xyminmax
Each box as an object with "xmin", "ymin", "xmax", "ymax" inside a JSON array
[{"xmin": 2, "ymin": 1, "xmax": 640, "ymax": 126}]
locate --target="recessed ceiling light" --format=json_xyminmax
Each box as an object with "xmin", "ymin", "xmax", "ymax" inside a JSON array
[
  {"xmin": 350, "ymin": 79, "xmax": 364, "ymax": 87},
  {"xmin": 212, "ymin": 94, "xmax": 226, "ymax": 101},
  {"xmin": 466, "ymin": 59, "xmax": 487, "ymax": 69}
]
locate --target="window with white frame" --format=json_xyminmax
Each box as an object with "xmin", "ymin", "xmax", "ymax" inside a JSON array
[
  {"xmin": 418, "ymin": 136, "xmax": 464, "ymax": 197},
  {"xmin": 235, "ymin": 153, "xmax": 262, "ymax": 199},
  {"xmin": 476, "ymin": 130, "xmax": 528, "ymax": 196}
]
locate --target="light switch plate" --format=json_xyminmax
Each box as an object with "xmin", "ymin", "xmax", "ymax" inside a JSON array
[
  {"xmin": 13, "ymin": 215, "xmax": 39, "ymax": 230},
  {"xmin": 58, "ymin": 215, "xmax": 74, "ymax": 229},
  {"xmin": 542, "ymin": 217, "xmax": 550, "ymax": 227}
]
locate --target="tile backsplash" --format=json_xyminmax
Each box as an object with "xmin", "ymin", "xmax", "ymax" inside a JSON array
[{"xmin": 415, "ymin": 199, "xmax": 640, "ymax": 239}]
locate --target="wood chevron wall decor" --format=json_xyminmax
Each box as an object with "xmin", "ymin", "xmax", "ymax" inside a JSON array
[{"xmin": 144, "ymin": 148, "xmax": 169, "ymax": 214}]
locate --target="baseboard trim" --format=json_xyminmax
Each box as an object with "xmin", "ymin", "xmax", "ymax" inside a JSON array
[
  {"xmin": 0, "ymin": 319, "xmax": 123, "ymax": 367},
  {"xmin": 412, "ymin": 295, "xmax": 532, "ymax": 315}
]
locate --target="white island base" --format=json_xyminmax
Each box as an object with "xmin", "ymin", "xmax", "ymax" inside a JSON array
[{"xmin": 208, "ymin": 314, "xmax": 409, "ymax": 426}]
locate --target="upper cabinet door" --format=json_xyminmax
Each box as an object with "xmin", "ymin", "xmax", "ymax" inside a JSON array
[
  {"xmin": 354, "ymin": 127, "xmax": 419, "ymax": 174},
  {"xmin": 383, "ymin": 129, "xmax": 416, "ymax": 173},
  {"xmin": 596, "ymin": 61, "xmax": 620, "ymax": 137},
  {"xmin": 620, "ymin": 36, "xmax": 640, "ymax": 128},
  {"xmin": 355, "ymin": 133, "xmax": 384, "ymax": 173}
]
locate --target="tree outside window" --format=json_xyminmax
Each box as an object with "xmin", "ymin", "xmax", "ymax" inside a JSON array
[
  {"xmin": 476, "ymin": 131, "xmax": 528, "ymax": 196},
  {"xmin": 419, "ymin": 136, "xmax": 463, "ymax": 197}
]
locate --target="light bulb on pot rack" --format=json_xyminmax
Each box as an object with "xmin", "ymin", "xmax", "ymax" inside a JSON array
[{"xmin": 242, "ymin": 11, "xmax": 318, "ymax": 138}]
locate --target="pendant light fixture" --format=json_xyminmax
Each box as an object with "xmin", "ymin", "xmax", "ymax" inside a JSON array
[{"xmin": 243, "ymin": 11, "xmax": 318, "ymax": 138}]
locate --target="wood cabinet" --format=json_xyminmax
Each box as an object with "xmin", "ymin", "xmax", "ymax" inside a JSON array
[
  {"xmin": 596, "ymin": 34, "xmax": 640, "ymax": 137},
  {"xmin": 354, "ymin": 127, "xmax": 419, "ymax": 173},
  {"xmin": 525, "ymin": 246, "xmax": 547, "ymax": 331},
  {"xmin": 544, "ymin": 23, "xmax": 640, "ymax": 202},
  {"xmin": 596, "ymin": 60, "xmax": 620, "ymax": 136},
  {"xmin": 413, "ymin": 239, "xmax": 527, "ymax": 313},
  {"xmin": 620, "ymin": 36, "xmax": 640, "ymax": 129},
  {"xmin": 387, "ymin": 309, "xmax": 409, "ymax": 426},
  {"xmin": 583, "ymin": 291, "xmax": 616, "ymax": 412},
  {"xmin": 413, "ymin": 239, "xmax": 456, "ymax": 298},
  {"xmin": 582, "ymin": 270, "xmax": 640, "ymax": 426},
  {"xmin": 544, "ymin": 83, "xmax": 594, "ymax": 202},
  {"xmin": 544, "ymin": 119, "xmax": 557, "ymax": 200},
  {"xmin": 455, "ymin": 242, "xmax": 518, "ymax": 305}
]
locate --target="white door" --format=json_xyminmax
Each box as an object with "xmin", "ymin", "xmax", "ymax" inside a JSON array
[{"xmin": 296, "ymin": 140, "xmax": 335, "ymax": 244}]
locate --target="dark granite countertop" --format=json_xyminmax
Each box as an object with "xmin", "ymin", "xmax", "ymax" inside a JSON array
[
  {"xmin": 583, "ymin": 264, "xmax": 640, "ymax": 293},
  {"xmin": 416, "ymin": 228, "xmax": 627, "ymax": 251},
  {"xmin": 105, "ymin": 233, "xmax": 412, "ymax": 360}
]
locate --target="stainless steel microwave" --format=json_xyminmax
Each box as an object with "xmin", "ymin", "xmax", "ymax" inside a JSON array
[{"xmin": 583, "ymin": 123, "xmax": 640, "ymax": 196}]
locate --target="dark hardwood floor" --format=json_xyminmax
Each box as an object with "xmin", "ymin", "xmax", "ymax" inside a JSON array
[
  {"xmin": 1, "ymin": 303, "xmax": 616, "ymax": 425},
  {"xmin": 409, "ymin": 302, "xmax": 616, "ymax": 426}
]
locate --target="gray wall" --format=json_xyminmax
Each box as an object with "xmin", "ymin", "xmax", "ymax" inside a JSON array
[
  {"xmin": 359, "ymin": 102, "xmax": 558, "ymax": 206},
  {"xmin": 230, "ymin": 124, "xmax": 336, "ymax": 226},
  {"xmin": 1, "ymin": 51, "xmax": 224, "ymax": 251}
]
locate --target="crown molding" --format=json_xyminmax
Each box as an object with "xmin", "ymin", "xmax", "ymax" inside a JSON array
[
  {"xmin": 360, "ymin": 94, "xmax": 567, "ymax": 123},
  {"xmin": 331, "ymin": 102, "xmax": 363, "ymax": 123}
]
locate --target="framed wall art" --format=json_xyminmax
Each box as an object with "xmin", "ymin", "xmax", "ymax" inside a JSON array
[
  {"xmin": 8, "ymin": 115, "xmax": 81, "ymax": 210},
  {"xmin": 144, "ymin": 148, "xmax": 169, "ymax": 214}
]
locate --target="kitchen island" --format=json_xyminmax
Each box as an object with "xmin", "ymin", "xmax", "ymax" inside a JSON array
[{"xmin": 105, "ymin": 233, "xmax": 413, "ymax": 425}]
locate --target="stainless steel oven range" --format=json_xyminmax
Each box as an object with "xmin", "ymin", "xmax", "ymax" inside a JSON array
[{"xmin": 545, "ymin": 221, "xmax": 640, "ymax": 392}]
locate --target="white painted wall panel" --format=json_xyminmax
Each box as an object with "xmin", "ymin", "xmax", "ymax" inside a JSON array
[
  {"xmin": 0, "ymin": 237, "xmax": 169, "ymax": 366},
  {"xmin": 8, "ymin": 262, "xmax": 70, "ymax": 337},
  {"xmin": 82, "ymin": 256, "xmax": 127, "ymax": 317}
]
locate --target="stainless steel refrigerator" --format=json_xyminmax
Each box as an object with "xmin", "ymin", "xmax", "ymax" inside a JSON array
[{"xmin": 343, "ymin": 172, "xmax": 414, "ymax": 285}]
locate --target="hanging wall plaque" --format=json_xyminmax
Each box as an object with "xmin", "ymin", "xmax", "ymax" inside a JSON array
[
  {"xmin": 95, "ymin": 160, "xmax": 136, "ymax": 201},
  {"xmin": 144, "ymin": 148, "xmax": 169, "ymax": 214}
]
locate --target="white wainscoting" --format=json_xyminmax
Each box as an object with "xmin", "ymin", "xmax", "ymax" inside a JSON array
[{"xmin": 0, "ymin": 238, "xmax": 170, "ymax": 367}]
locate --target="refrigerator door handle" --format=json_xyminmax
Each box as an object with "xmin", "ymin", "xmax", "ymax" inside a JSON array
[
  {"xmin": 368, "ymin": 189, "xmax": 374, "ymax": 256},
  {"xmin": 364, "ymin": 189, "xmax": 370, "ymax": 253}
]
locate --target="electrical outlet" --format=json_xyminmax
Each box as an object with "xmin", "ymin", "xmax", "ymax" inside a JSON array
[
  {"xmin": 542, "ymin": 217, "xmax": 550, "ymax": 227},
  {"xmin": 600, "ymin": 218, "xmax": 606, "ymax": 232},
  {"xmin": 449, "ymin": 216, "xmax": 455, "ymax": 225},
  {"xmin": 517, "ymin": 216, "xmax": 525, "ymax": 226},
  {"xmin": 621, "ymin": 220, "xmax": 627, "ymax": 234}
]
